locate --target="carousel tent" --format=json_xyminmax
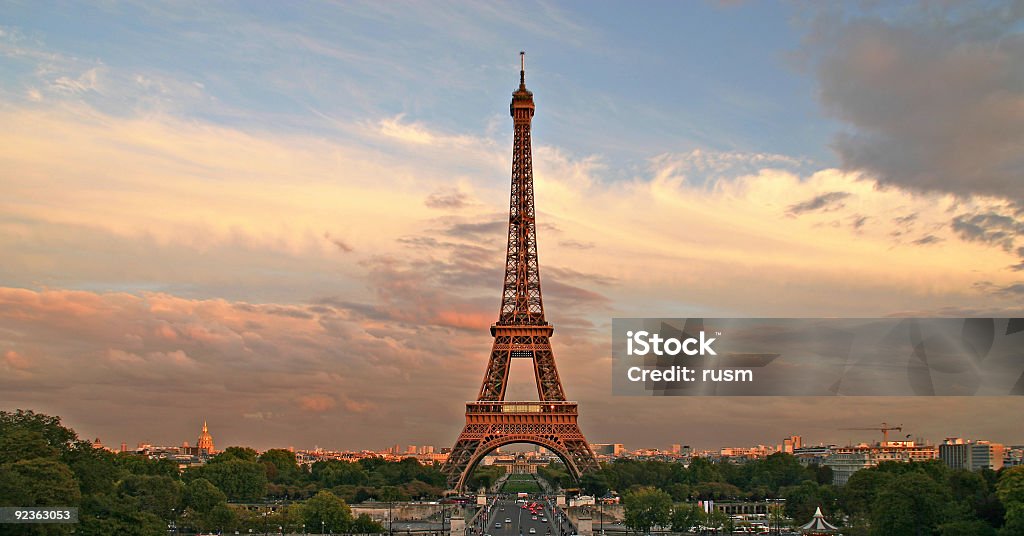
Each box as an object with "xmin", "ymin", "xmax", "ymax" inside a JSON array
[{"xmin": 799, "ymin": 506, "xmax": 839, "ymax": 534}]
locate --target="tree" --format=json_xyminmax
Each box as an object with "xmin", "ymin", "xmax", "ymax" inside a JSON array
[
  {"xmin": 996, "ymin": 466, "xmax": 1024, "ymax": 535},
  {"xmin": 184, "ymin": 477, "xmax": 227, "ymax": 514},
  {"xmin": 870, "ymin": 472, "xmax": 951, "ymax": 536},
  {"xmin": 260, "ymin": 448, "xmax": 302, "ymax": 484},
  {"xmin": 936, "ymin": 519, "xmax": 995, "ymax": 536},
  {"xmin": 353, "ymin": 512, "xmax": 385, "ymax": 533},
  {"xmin": 841, "ymin": 469, "xmax": 895, "ymax": 519},
  {"xmin": 205, "ymin": 503, "xmax": 237, "ymax": 531},
  {"xmin": 705, "ymin": 509, "xmax": 730, "ymax": 533},
  {"xmin": 313, "ymin": 459, "xmax": 370, "ymax": 487},
  {"xmin": 623, "ymin": 487, "xmax": 672, "ymax": 534},
  {"xmin": 581, "ymin": 472, "xmax": 610, "ymax": 498},
  {"xmin": 670, "ymin": 504, "xmax": 704, "ymax": 532},
  {"xmin": 195, "ymin": 458, "xmax": 268, "ymax": 501},
  {"xmin": 0, "ymin": 429, "xmax": 58, "ymax": 463},
  {"xmin": 0, "ymin": 458, "xmax": 81, "ymax": 507},
  {"xmin": 782, "ymin": 480, "xmax": 836, "ymax": 524},
  {"xmin": 63, "ymin": 444, "xmax": 124, "ymax": 496},
  {"xmin": 117, "ymin": 474, "xmax": 184, "ymax": 517},
  {"xmin": 301, "ymin": 490, "xmax": 353, "ymax": 533},
  {"xmin": 214, "ymin": 446, "xmax": 259, "ymax": 463},
  {"xmin": 0, "ymin": 410, "xmax": 78, "ymax": 454}
]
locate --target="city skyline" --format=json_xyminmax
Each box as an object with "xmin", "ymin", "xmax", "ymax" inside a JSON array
[
  {"xmin": 3, "ymin": 2, "xmax": 1024, "ymax": 451},
  {"xmin": 65, "ymin": 415, "xmax": 1024, "ymax": 456}
]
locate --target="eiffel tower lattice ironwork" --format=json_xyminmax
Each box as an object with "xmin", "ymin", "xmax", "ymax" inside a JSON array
[{"xmin": 441, "ymin": 53, "xmax": 599, "ymax": 492}]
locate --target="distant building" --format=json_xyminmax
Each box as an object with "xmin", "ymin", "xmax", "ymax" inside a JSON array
[
  {"xmin": 940, "ymin": 438, "xmax": 1004, "ymax": 471},
  {"xmin": 826, "ymin": 441, "xmax": 937, "ymax": 485},
  {"xmin": 591, "ymin": 443, "xmax": 624, "ymax": 456},
  {"xmin": 196, "ymin": 420, "xmax": 215, "ymax": 454},
  {"xmin": 492, "ymin": 453, "xmax": 545, "ymax": 474},
  {"xmin": 91, "ymin": 437, "xmax": 104, "ymax": 449},
  {"xmin": 780, "ymin": 435, "xmax": 802, "ymax": 454}
]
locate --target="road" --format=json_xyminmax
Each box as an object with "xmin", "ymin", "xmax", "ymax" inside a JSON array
[{"xmin": 482, "ymin": 499, "xmax": 573, "ymax": 536}]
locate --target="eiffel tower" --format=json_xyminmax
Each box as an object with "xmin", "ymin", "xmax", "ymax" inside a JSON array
[{"xmin": 441, "ymin": 53, "xmax": 599, "ymax": 492}]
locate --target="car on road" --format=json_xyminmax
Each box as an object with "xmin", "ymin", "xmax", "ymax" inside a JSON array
[
  {"xmin": 529, "ymin": 529, "xmax": 536, "ymax": 534},
  {"xmin": 540, "ymin": 518, "xmax": 547, "ymax": 523},
  {"xmin": 531, "ymin": 516, "xmax": 537, "ymax": 521},
  {"xmin": 505, "ymin": 518, "xmax": 512, "ymax": 523},
  {"xmin": 495, "ymin": 523, "xmax": 502, "ymax": 528}
]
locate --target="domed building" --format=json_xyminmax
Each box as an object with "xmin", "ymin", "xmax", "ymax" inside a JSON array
[{"xmin": 196, "ymin": 420, "xmax": 215, "ymax": 454}]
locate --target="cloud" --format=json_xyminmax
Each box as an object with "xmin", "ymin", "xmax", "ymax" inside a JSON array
[
  {"xmin": 323, "ymin": 232, "xmax": 354, "ymax": 253},
  {"xmin": 0, "ymin": 287, "xmax": 484, "ymax": 449},
  {"xmin": 425, "ymin": 189, "xmax": 469, "ymax": 209},
  {"xmin": 557, "ymin": 239, "xmax": 594, "ymax": 250},
  {"xmin": 951, "ymin": 211, "xmax": 1024, "ymax": 251},
  {"xmin": 813, "ymin": 7, "xmax": 1024, "ymax": 203},
  {"xmin": 912, "ymin": 235, "xmax": 942, "ymax": 246},
  {"xmin": 786, "ymin": 191, "xmax": 850, "ymax": 215},
  {"xmin": 297, "ymin": 394, "xmax": 336, "ymax": 413}
]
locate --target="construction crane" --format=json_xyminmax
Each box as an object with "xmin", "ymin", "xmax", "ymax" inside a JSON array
[{"xmin": 839, "ymin": 422, "xmax": 904, "ymax": 445}]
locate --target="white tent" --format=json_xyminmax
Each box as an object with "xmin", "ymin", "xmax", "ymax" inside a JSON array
[{"xmin": 799, "ymin": 506, "xmax": 839, "ymax": 534}]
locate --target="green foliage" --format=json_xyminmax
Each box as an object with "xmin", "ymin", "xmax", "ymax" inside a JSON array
[
  {"xmin": 214, "ymin": 446, "xmax": 259, "ymax": 463},
  {"xmin": 0, "ymin": 429, "xmax": 59, "ymax": 464},
  {"xmin": 870, "ymin": 471, "xmax": 952, "ymax": 536},
  {"xmin": 184, "ymin": 477, "xmax": 227, "ymax": 513},
  {"xmin": 312, "ymin": 459, "xmax": 371, "ymax": 487},
  {"xmin": 782, "ymin": 480, "xmax": 837, "ymax": 523},
  {"xmin": 937, "ymin": 519, "xmax": 996, "ymax": 536},
  {"xmin": 580, "ymin": 471, "xmax": 610, "ymax": 497},
  {"xmin": 204, "ymin": 503, "xmax": 238, "ymax": 530},
  {"xmin": 670, "ymin": 503, "xmax": 704, "ymax": 532},
  {"xmin": 623, "ymin": 486, "xmax": 672, "ymax": 534},
  {"xmin": 467, "ymin": 464, "xmax": 505, "ymax": 491},
  {"xmin": 841, "ymin": 469, "xmax": 895, "ymax": 519},
  {"xmin": 692, "ymin": 481, "xmax": 743, "ymax": 499},
  {"xmin": 537, "ymin": 461, "xmax": 572, "ymax": 489},
  {"xmin": 0, "ymin": 410, "xmax": 78, "ymax": 454},
  {"xmin": 117, "ymin": 474, "xmax": 184, "ymax": 517},
  {"xmin": 0, "ymin": 457, "xmax": 82, "ymax": 509},
  {"xmin": 300, "ymin": 489, "xmax": 354, "ymax": 533},
  {"xmin": 63, "ymin": 444, "xmax": 123, "ymax": 496},
  {"xmin": 260, "ymin": 448, "xmax": 302, "ymax": 484},
  {"xmin": 189, "ymin": 458, "xmax": 268, "ymax": 501},
  {"xmin": 997, "ymin": 466, "xmax": 1024, "ymax": 535},
  {"xmin": 353, "ymin": 512, "xmax": 386, "ymax": 533},
  {"xmin": 114, "ymin": 453, "xmax": 178, "ymax": 478}
]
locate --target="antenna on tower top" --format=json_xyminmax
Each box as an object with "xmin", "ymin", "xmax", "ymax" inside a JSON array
[{"xmin": 520, "ymin": 51, "xmax": 526, "ymax": 85}]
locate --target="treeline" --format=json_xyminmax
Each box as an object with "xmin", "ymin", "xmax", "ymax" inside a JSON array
[
  {"xmin": 605, "ymin": 455, "xmax": 1024, "ymax": 536},
  {"xmin": 0, "ymin": 410, "xmax": 436, "ymax": 535},
  {"xmin": 188, "ymin": 445, "xmax": 447, "ymax": 502}
]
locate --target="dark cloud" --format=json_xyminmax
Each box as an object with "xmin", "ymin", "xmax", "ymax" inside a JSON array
[
  {"xmin": 850, "ymin": 214, "xmax": 868, "ymax": 230},
  {"xmin": 545, "ymin": 266, "xmax": 616, "ymax": 286},
  {"xmin": 813, "ymin": 7, "xmax": 1024, "ymax": 202},
  {"xmin": 425, "ymin": 189, "xmax": 468, "ymax": 209},
  {"xmin": 911, "ymin": 234, "xmax": 942, "ymax": 246},
  {"xmin": 786, "ymin": 191, "xmax": 850, "ymax": 215},
  {"xmin": 443, "ymin": 220, "xmax": 507, "ymax": 240},
  {"xmin": 951, "ymin": 211, "xmax": 1024, "ymax": 251},
  {"xmin": 893, "ymin": 213, "xmax": 917, "ymax": 227},
  {"xmin": 557, "ymin": 239, "xmax": 595, "ymax": 250},
  {"xmin": 999, "ymin": 283, "xmax": 1024, "ymax": 294},
  {"xmin": 323, "ymin": 232, "xmax": 353, "ymax": 253}
]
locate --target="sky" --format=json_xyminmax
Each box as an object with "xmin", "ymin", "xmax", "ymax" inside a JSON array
[{"xmin": 2, "ymin": 1, "xmax": 1024, "ymax": 452}]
